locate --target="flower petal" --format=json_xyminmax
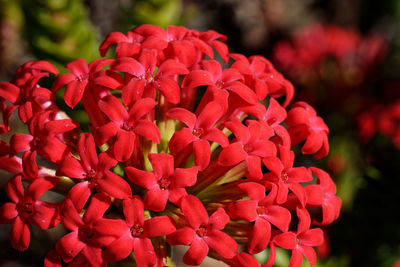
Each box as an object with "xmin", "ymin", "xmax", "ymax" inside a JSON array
[{"xmin": 183, "ymin": 236, "xmax": 209, "ymax": 266}]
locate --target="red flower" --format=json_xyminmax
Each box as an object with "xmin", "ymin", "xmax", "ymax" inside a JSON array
[
  {"xmin": 125, "ymin": 153, "xmax": 198, "ymax": 211},
  {"xmin": 97, "ymin": 197, "xmax": 176, "ymax": 266},
  {"xmin": 10, "ymin": 111, "xmax": 78, "ymax": 164},
  {"xmin": 286, "ymin": 102, "xmax": 330, "ymax": 159},
  {"xmin": 228, "ymin": 182, "xmax": 291, "ymax": 253},
  {"xmin": 0, "ymin": 176, "xmax": 59, "ymax": 251},
  {"xmin": 167, "ymin": 101, "xmax": 228, "ymax": 170},
  {"xmin": 218, "ymin": 119, "xmax": 276, "ymax": 179},
  {"xmin": 305, "ymin": 167, "xmax": 342, "ymax": 225},
  {"xmin": 263, "ymin": 145, "xmax": 312, "ymax": 206},
  {"xmin": 57, "ymin": 133, "xmax": 132, "ymax": 199},
  {"xmin": 273, "ymin": 208, "xmax": 324, "ymax": 267},
  {"xmin": 56, "ymin": 193, "xmax": 113, "ymax": 266},
  {"xmin": 97, "ymin": 95, "xmax": 160, "ymax": 161},
  {"xmin": 52, "ymin": 58, "xmax": 112, "ymax": 108},
  {"xmin": 167, "ymin": 195, "xmax": 238, "ymax": 265}
]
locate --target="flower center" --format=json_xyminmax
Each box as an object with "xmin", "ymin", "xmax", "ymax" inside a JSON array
[
  {"xmin": 158, "ymin": 176, "xmax": 171, "ymax": 190},
  {"xmin": 256, "ymin": 205, "xmax": 267, "ymax": 216},
  {"xmin": 79, "ymin": 225, "xmax": 95, "ymax": 241},
  {"xmin": 281, "ymin": 172, "xmax": 289, "ymax": 182},
  {"xmin": 122, "ymin": 121, "xmax": 134, "ymax": 131},
  {"xmin": 215, "ymin": 80, "xmax": 224, "ymax": 89},
  {"xmin": 243, "ymin": 144, "xmax": 254, "ymax": 153},
  {"xmin": 22, "ymin": 202, "xmax": 34, "ymax": 215},
  {"xmin": 76, "ymin": 73, "xmax": 88, "ymax": 82},
  {"xmin": 196, "ymin": 225, "xmax": 208, "ymax": 237},
  {"xmin": 130, "ymin": 224, "xmax": 144, "ymax": 238},
  {"xmin": 192, "ymin": 128, "xmax": 203, "ymax": 137}
]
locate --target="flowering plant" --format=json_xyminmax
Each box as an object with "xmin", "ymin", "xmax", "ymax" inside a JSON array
[{"xmin": 0, "ymin": 25, "xmax": 340, "ymax": 267}]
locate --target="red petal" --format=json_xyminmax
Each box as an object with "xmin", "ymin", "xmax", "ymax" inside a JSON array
[
  {"xmin": 210, "ymin": 40, "xmax": 229, "ymax": 62},
  {"xmin": 125, "ymin": 166, "xmax": 157, "ymax": 189},
  {"xmin": 111, "ymin": 57, "xmax": 145, "ymax": 77},
  {"xmin": 82, "ymin": 193, "xmax": 111, "ymax": 224},
  {"xmin": 237, "ymin": 182, "xmax": 265, "ymax": 201},
  {"xmin": 227, "ymin": 81, "xmax": 257, "ymax": 105},
  {"xmin": 133, "ymin": 237, "xmax": 156, "ymax": 267},
  {"xmin": 261, "ymin": 205, "xmax": 291, "ymax": 232},
  {"xmin": 202, "ymin": 128, "xmax": 229, "ymax": 147},
  {"xmin": 113, "ymin": 129, "xmax": 135, "ymax": 161},
  {"xmin": 31, "ymin": 60, "xmax": 59, "ymax": 75},
  {"xmin": 6, "ymin": 175, "xmax": 24, "ymax": 203},
  {"xmin": 99, "ymin": 32, "xmax": 128, "ymax": 57},
  {"xmin": 97, "ymin": 170, "xmax": 132, "ymax": 199},
  {"xmin": 168, "ymin": 128, "xmax": 196, "ymax": 154},
  {"xmin": 78, "ymin": 133, "xmax": 98, "ymax": 170},
  {"xmin": 44, "ymin": 249, "xmax": 61, "ymax": 267},
  {"xmin": 57, "ymin": 156, "xmax": 85, "ymax": 179},
  {"xmin": 64, "ymin": 80, "xmax": 88, "ymax": 108},
  {"xmin": 94, "ymin": 74, "xmax": 122, "ymax": 89},
  {"xmin": 122, "ymin": 78, "xmax": 145, "ymax": 108},
  {"xmin": 248, "ymin": 218, "xmax": 270, "ymax": 254},
  {"xmin": 157, "ymin": 59, "xmax": 189, "ymax": 76},
  {"xmin": 204, "ymin": 229, "xmax": 237, "ymax": 259},
  {"xmin": 167, "ymin": 107, "xmax": 196, "ymax": 129},
  {"xmin": 166, "ymin": 227, "xmax": 195, "ymax": 245},
  {"xmin": 0, "ymin": 202, "xmax": 18, "ymax": 222},
  {"xmin": 144, "ymin": 188, "xmax": 169, "ymax": 212},
  {"xmin": 298, "ymin": 246, "xmax": 317, "ymax": 267},
  {"xmin": 156, "ymin": 77, "xmax": 181, "ymax": 104},
  {"xmin": 99, "ymin": 95, "xmax": 128, "ymax": 124},
  {"xmin": 67, "ymin": 182, "xmax": 92, "ymax": 212},
  {"xmin": 171, "ymin": 166, "xmax": 198, "ymax": 188},
  {"xmin": 193, "ymin": 139, "xmax": 211, "ymax": 171},
  {"xmin": 134, "ymin": 120, "xmax": 160, "ymax": 143},
  {"xmin": 45, "ymin": 119, "xmax": 78, "ymax": 136},
  {"xmin": 181, "ymin": 70, "xmax": 214, "ymax": 88},
  {"xmin": 218, "ymin": 143, "xmax": 247, "ymax": 166},
  {"xmin": 52, "ymin": 73, "xmax": 75, "ymax": 93},
  {"xmin": 288, "ymin": 249, "xmax": 303, "ymax": 267},
  {"xmin": 26, "ymin": 177, "xmax": 57, "ymax": 200},
  {"xmin": 148, "ymin": 153, "xmax": 174, "ymax": 178},
  {"xmin": 181, "ymin": 195, "xmax": 208, "ymax": 230},
  {"xmin": 18, "ymin": 102, "xmax": 33, "ymax": 123},
  {"xmin": 144, "ymin": 216, "xmax": 176, "ymax": 237},
  {"xmin": 103, "ymin": 234, "xmax": 133, "ymax": 262},
  {"xmin": 60, "ymin": 199, "xmax": 83, "ymax": 231},
  {"xmin": 123, "ymin": 198, "xmax": 144, "ymax": 226},
  {"xmin": 208, "ymin": 208, "xmax": 229, "ymax": 230},
  {"xmin": 296, "ymin": 207, "xmax": 311, "ymax": 234},
  {"xmin": 55, "ymin": 232, "xmax": 85, "ymax": 262},
  {"xmin": 128, "ymin": 98, "xmax": 157, "ymax": 121},
  {"xmin": 299, "ymin": 228, "xmax": 324, "ymax": 247},
  {"xmin": 10, "ymin": 216, "xmax": 30, "ymax": 251},
  {"xmin": 10, "ymin": 133, "xmax": 33, "ymax": 154},
  {"xmin": 183, "ymin": 236, "xmax": 209, "ymax": 266},
  {"xmin": 228, "ymin": 200, "xmax": 258, "ymax": 222},
  {"xmin": 0, "ymin": 82, "xmax": 20, "ymax": 103},
  {"xmin": 196, "ymin": 101, "xmax": 223, "ymax": 130},
  {"xmin": 66, "ymin": 58, "xmax": 88, "ymax": 77},
  {"xmin": 273, "ymin": 232, "xmax": 297, "ymax": 249}
]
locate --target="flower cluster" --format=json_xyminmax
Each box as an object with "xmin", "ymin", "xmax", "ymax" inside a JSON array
[
  {"xmin": 273, "ymin": 24, "xmax": 387, "ymax": 107},
  {"xmin": 0, "ymin": 25, "xmax": 340, "ymax": 266},
  {"xmin": 357, "ymin": 100, "xmax": 400, "ymax": 148}
]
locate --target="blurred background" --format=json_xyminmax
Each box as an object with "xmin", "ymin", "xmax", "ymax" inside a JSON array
[{"xmin": 1, "ymin": 0, "xmax": 400, "ymax": 266}]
